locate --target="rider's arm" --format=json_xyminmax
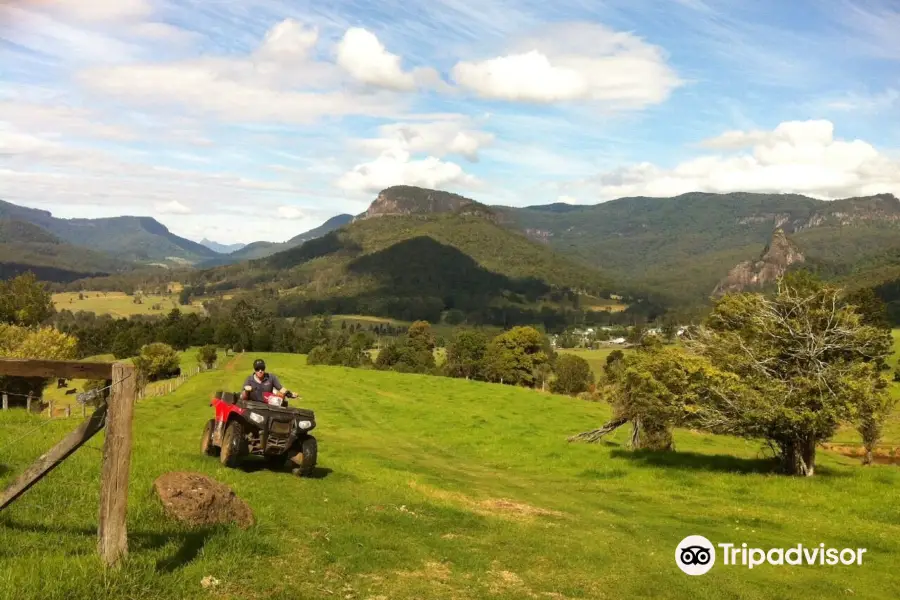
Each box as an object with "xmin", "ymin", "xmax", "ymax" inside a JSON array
[{"xmin": 271, "ymin": 374, "xmax": 287, "ymax": 395}]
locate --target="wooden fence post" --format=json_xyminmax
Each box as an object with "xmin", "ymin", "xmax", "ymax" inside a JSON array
[
  {"xmin": 26, "ymin": 394, "xmax": 31, "ymax": 413},
  {"xmin": 65, "ymin": 405, "xmax": 71, "ymax": 418},
  {"xmin": 82, "ymin": 403, "xmax": 86, "ymax": 417},
  {"xmin": 48, "ymin": 401, "xmax": 53, "ymax": 418},
  {"xmin": 97, "ymin": 363, "xmax": 136, "ymax": 568},
  {"xmin": 2, "ymin": 393, "xmax": 6, "ymax": 410}
]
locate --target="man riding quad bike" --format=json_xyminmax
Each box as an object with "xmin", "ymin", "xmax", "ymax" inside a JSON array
[{"xmin": 201, "ymin": 360, "xmax": 317, "ymax": 476}]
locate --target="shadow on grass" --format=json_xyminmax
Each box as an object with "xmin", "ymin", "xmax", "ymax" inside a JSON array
[
  {"xmin": 238, "ymin": 459, "xmax": 332, "ymax": 479},
  {"xmin": 155, "ymin": 529, "xmax": 213, "ymax": 573},
  {"xmin": 610, "ymin": 448, "xmax": 780, "ymax": 475},
  {"xmin": 0, "ymin": 518, "xmax": 217, "ymax": 571}
]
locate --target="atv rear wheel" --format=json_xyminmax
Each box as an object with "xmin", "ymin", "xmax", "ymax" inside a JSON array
[
  {"xmin": 220, "ymin": 420, "xmax": 246, "ymax": 468},
  {"xmin": 289, "ymin": 435, "xmax": 317, "ymax": 477},
  {"xmin": 201, "ymin": 419, "xmax": 219, "ymax": 457}
]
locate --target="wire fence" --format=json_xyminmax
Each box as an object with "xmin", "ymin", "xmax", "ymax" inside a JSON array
[{"xmin": 0, "ymin": 360, "xmax": 219, "ymax": 419}]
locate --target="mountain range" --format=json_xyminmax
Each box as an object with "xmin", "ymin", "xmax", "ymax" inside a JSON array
[
  {"xmin": 200, "ymin": 239, "xmax": 246, "ymax": 254},
  {"xmin": 3, "ymin": 187, "xmax": 900, "ymax": 319}
]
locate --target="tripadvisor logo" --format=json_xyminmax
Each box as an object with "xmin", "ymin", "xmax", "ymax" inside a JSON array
[{"xmin": 675, "ymin": 536, "xmax": 867, "ymax": 575}]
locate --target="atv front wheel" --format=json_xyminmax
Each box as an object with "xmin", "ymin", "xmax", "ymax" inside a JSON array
[
  {"xmin": 289, "ymin": 435, "xmax": 317, "ymax": 477},
  {"xmin": 220, "ymin": 420, "xmax": 246, "ymax": 468},
  {"xmin": 201, "ymin": 419, "xmax": 219, "ymax": 457}
]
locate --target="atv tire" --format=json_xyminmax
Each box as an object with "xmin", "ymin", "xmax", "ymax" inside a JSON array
[
  {"xmin": 220, "ymin": 420, "xmax": 246, "ymax": 468},
  {"xmin": 201, "ymin": 419, "xmax": 219, "ymax": 457},
  {"xmin": 289, "ymin": 435, "xmax": 317, "ymax": 477}
]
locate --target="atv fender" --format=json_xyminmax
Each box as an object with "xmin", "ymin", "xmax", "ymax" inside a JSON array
[{"xmin": 213, "ymin": 419, "xmax": 226, "ymax": 446}]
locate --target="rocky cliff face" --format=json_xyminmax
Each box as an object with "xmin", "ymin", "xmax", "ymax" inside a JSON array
[
  {"xmin": 361, "ymin": 185, "xmax": 494, "ymax": 220},
  {"xmin": 714, "ymin": 228, "xmax": 806, "ymax": 295},
  {"xmin": 734, "ymin": 194, "xmax": 900, "ymax": 233}
]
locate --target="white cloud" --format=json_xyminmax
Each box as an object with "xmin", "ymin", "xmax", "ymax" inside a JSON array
[
  {"xmin": 277, "ymin": 206, "xmax": 306, "ymax": 220},
  {"xmin": 255, "ymin": 18, "xmax": 319, "ymax": 63},
  {"xmin": 336, "ymin": 148, "xmax": 478, "ymax": 194},
  {"xmin": 78, "ymin": 19, "xmax": 410, "ymax": 123},
  {"xmin": 155, "ymin": 200, "xmax": 191, "ymax": 214},
  {"xmin": 451, "ymin": 22, "xmax": 682, "ymax": 107},
  {"xmin": 573, "ymin": 120, "xmax": 900, "ymax": 201},
  {"xmin": 357, "ymin": 120, "xmax": 494, "ymax": 162},
  {"xmin": 336, "ymin": 27, "xmax": 440, "ymax": 91}
]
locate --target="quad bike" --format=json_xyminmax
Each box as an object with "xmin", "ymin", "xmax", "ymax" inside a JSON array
[{"xmin": 201, "ymin": 386, "xmax": 318, "ymax": 476}]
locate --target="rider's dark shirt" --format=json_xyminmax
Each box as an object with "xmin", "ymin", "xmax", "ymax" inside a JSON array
[{"xmin": 243, "ymin": 372, "xmax": 283, "ymax": 402}]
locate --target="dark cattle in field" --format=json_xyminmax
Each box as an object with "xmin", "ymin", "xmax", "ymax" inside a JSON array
[
  {"xmin": 57, "ymin": 378, "xmax": 67, "ymax": 388},
  {"xmin": 65, "ymin": 388, "xmax": 77, "ymax": 395},
  {"xmin": 148, "ymin": 367, "xmax": 181, "ymax": 383}
]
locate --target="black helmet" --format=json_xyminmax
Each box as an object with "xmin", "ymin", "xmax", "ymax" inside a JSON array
[{"xmin": 253, "ymin": 359, "xmax": 266, "ymax": 372}]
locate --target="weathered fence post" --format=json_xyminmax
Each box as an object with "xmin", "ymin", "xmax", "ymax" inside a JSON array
[
  {"xmin": 82, "ymin": 403, "xmax": 87, "ymax": 417},
  {"xmin": 26, "ymin": 392, "xmax": 32, "ymax": 413},
  {"xmin": 2, "ymin": 393, "xmax": 6, "ymax": 410},
  {"xmin": 97, "ymin": 362, "xmax": 136, "ymax": 568},
  {"xmin": 48, "ymin": 401, "xmax": 53, "ymax": 418},
  {"xmin": 65, "ymin": 405, "xmax": 71, "ymax": 418}
]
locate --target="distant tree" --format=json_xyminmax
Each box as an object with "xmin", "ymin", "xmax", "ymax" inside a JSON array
[
  {"xmin": 179, "ymin": 287, "xmax": 192, "ymax": 306},
  {"xmin": 406, "ymin": 320, "xmax": 436, "ymax": 353},
  {"xmin": 0, "ymin": 272, "xmax": 55, "ymax": 326},
  {"xmin": 482, "ymin": 326, "xmax": 550, "ymax": 386},
  {"xmin": 444, "ymin": 329, "xmax": 489, "ymax": 379},
  {"xmin": 626, "ymin": 324, "xmax": 644, "ymax": 344},
  {"xmin": 0, "ymin": 323, "xmax": 78, "ymax": 403},
  {"xmin": 443, "ymin": 309, "xmax": 466, "ymax": 326},
  {"xmin": 551, "ymin": 354, "xmax": 594, "ymax": 396},
  {"xmin": 133, "ymin": 342, "xmax": 181, "ymax": 386},
  {"xmin": 111, "ymin": 329, "xmax": 139, "ymax": 359},
  {"xmin": 603, "ymin": 349, "xmax": 625, "ymax": 380},
  {"xmin": 197, "ymin": 344, "xmax": 218, "ymax": 369}
]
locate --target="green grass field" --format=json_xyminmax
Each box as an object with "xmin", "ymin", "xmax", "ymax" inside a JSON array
[
  {"xmin": 558, "ymin": 347, "xmax": 621, "ymax": 378},
  {"xmin": 2, "ymin": 353, "xmax": 899, "ymax": 599},
  {"xmin": 53, "ymin": 291, "xmax": 204, "ymax": 318}
]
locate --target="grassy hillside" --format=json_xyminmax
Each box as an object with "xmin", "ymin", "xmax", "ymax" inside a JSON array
[
  {"xmin": 191, "ymin": 211, "xmax": 619, "ymax": 322},
  {"xmin": 495, "ymin": 192, "xmax": 900, "ymax": 304},
  {"xmin": 1, "ymin": 354, "xmax": 898, "ymax": 599},
  {"xmin": 0, "ymin": 199, "xmax": 218, "ymax": 265}
]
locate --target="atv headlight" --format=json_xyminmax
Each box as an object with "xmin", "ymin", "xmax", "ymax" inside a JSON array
[
  {"xmin": 297, "ymin": 420, "xmax": 312, "ymax": 430},
  {"xmin": 249, "ymin": 412, "xmax": 265, "ymax": 425}
]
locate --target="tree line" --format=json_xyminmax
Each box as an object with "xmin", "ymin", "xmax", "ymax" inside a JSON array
[{"xmin": 304, "ymin": 319, "xmax": 596, "ymax": 396}]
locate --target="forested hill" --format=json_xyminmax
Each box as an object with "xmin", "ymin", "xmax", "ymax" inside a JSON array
[
  {"xmin": 493, "ymin": 192, "xmax": 900, "ymax": 304},
  {"xmin": 0, "ymin": 199, "xmax": 217, "ymax": 265},
  {"xmin": 0, "ymin": 218, "xmax": 133, "ymax": 282},
  {"xmin": 186, "ymin": 200, "xmax": 626, "ymax": 325}
]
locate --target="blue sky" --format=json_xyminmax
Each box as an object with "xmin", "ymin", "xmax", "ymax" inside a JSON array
[{"xmin": 1, "ymin": 0, "xmax": 899, "ymax": 244}]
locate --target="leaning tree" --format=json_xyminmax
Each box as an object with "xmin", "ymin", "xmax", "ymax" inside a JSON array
[{"xmin": 571, "ymin": 272, "xmax": 894, "ymax": 476}]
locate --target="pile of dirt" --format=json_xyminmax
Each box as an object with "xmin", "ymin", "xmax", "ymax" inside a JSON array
[{"xmin": 153, "ymin": 472, "xmax": 254, "ymax": 529}]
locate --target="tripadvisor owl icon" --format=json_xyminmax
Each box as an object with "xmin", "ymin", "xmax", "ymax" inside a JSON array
[{"xmin": 676, "ymin": 535, "xmax": 716, "ymax": 575}]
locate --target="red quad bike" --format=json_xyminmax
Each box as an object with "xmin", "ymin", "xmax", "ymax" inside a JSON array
[{"xmin": 202, "ymin": 386, "xmax": 318, "ymax": 476}]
